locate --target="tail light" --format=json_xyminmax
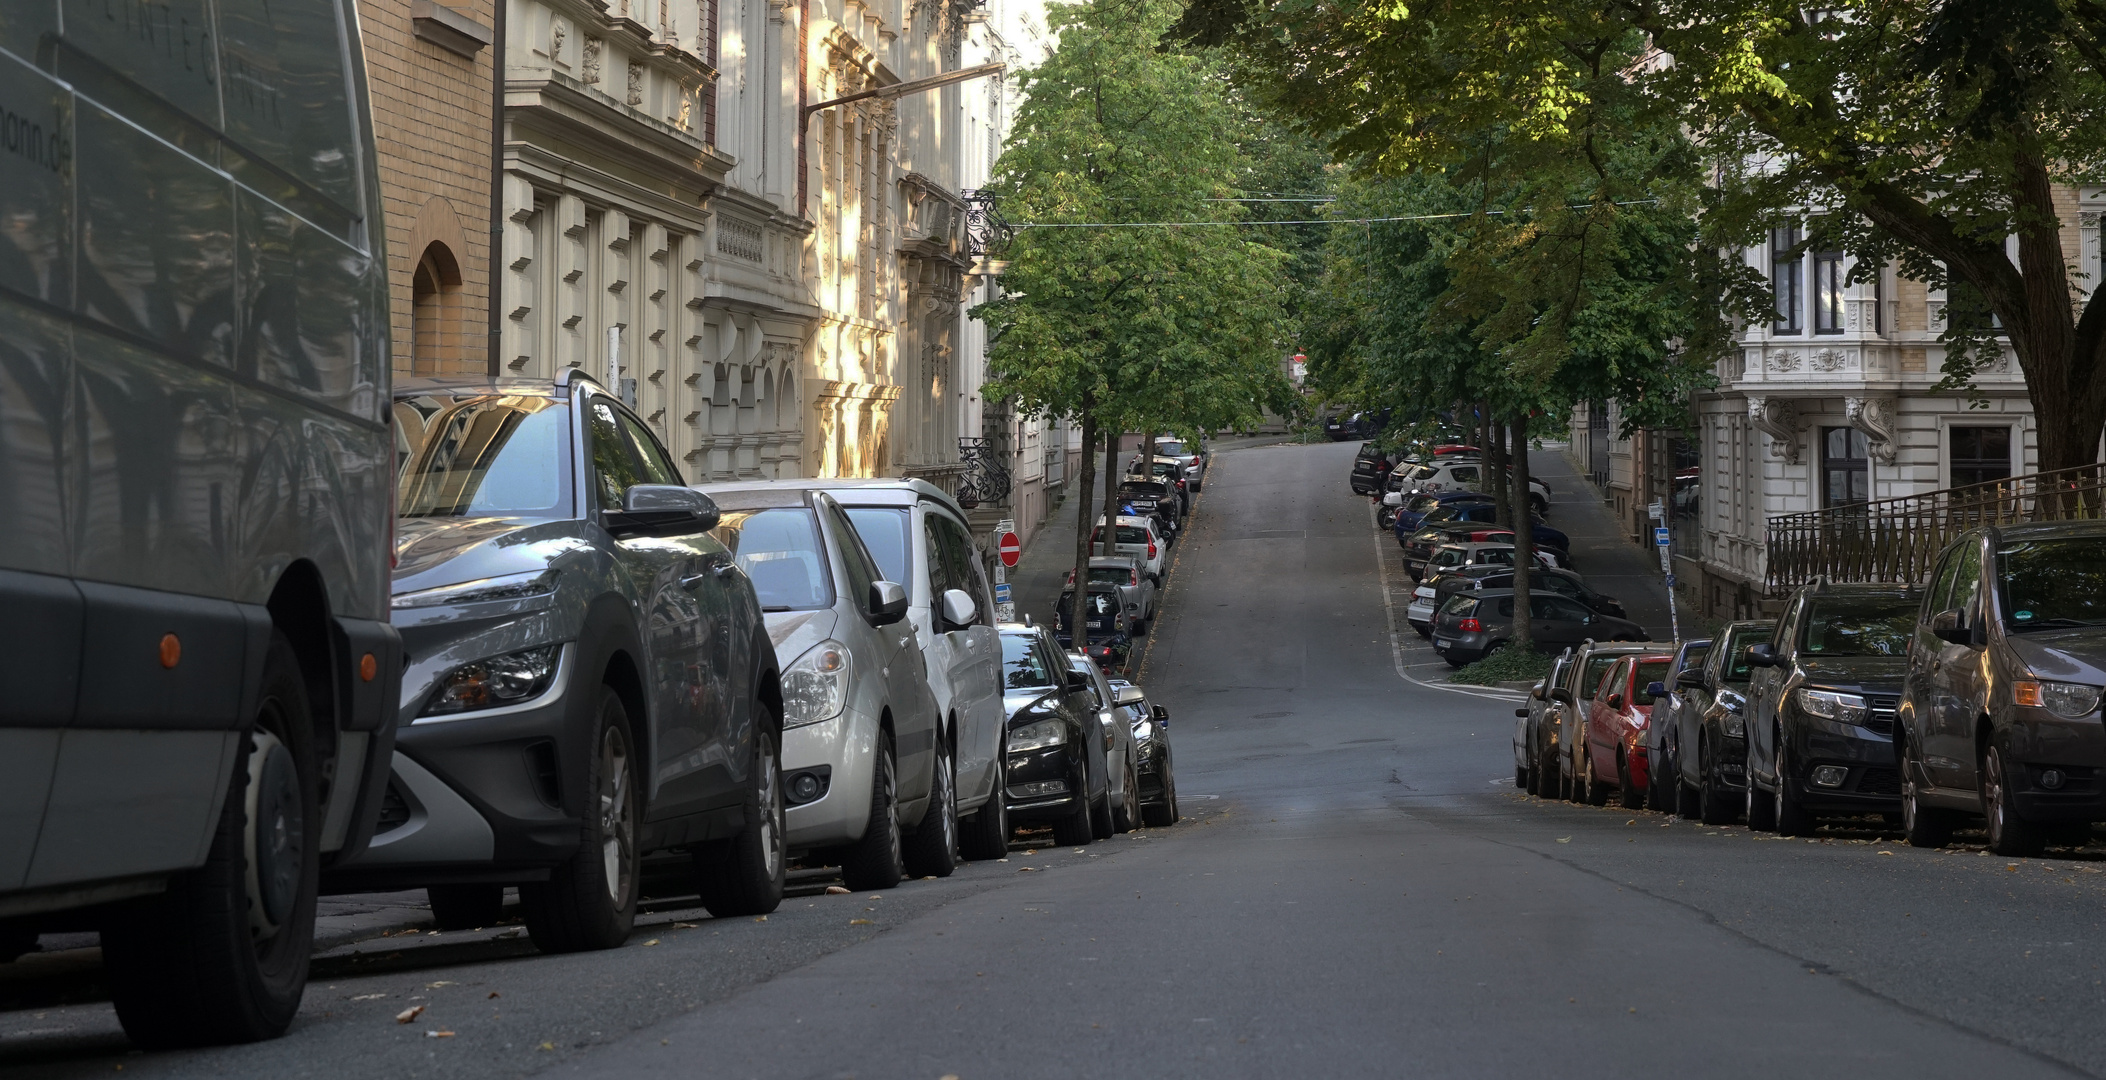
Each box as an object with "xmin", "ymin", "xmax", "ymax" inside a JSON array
[
  {"xmin": 1129, "ymin": 571, "xmax": 1139, "ymax": 586},
  {"xmin": 1458, "ymin": 618, "xmax": 1483, "ymax": 632},
  {"xmin": 1147, "ymin": 542, "xmax": 1157, "ymax": 558},
  {"xmin": 1065, "ymin": 570, "xmax": 1075, "ymax": 585}
]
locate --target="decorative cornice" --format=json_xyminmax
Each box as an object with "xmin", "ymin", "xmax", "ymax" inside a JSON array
[{"xmin": 1747, "ymin": 396, "xmax": 1803, "ymax": 464}]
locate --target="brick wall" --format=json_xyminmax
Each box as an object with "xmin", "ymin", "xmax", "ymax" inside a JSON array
[{"xmin": 357, "ymin": 0, "xmax": 495, "ymax": 376}]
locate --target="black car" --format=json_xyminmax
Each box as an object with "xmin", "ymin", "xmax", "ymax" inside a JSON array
[
  {"xmin": 1109, "ymin": 680, "xmax": 1180, "ymax": 826},
  {"xmin": 1662, "ymin": 620, "xmax": 1774, "ymax": 824},
  {"xmin": 1744, "ymin": 581, "xmax": 1919, "ymax": 834},
  {"xmin": 1641, "ymin": 638, "xmax": 1711, "ymax": 812},
  {"xmin": 1350, "ymin": 450, "xmax": 1392, "ymax": 495},
  {"xmin": 1431, "ymin": 564, "xmax": 1624, "ymax": 619},
  {"xmin": 1431, "ymin": 589, "xmax": 1647, "ymax": 667},
  {"xmin": 1899, "ymin": 523, "xmax": 2106, "ymax": 854},
  {"xmin": 998, "ymin": 624, "xmax": 1112, "ymax": 846},
  {"xmin": 1117, "ymin": 479, "xmax": 1182, "ymax": 535}
]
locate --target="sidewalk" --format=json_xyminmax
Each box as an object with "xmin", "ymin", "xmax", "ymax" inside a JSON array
[{"xmin": 1530, "ymin": 442, "xmax": 1681, "ymax": 641}]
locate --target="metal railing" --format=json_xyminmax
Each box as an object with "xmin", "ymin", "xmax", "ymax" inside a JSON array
[
  {"xmin": 955, "ymin": 437, "xmax": 1013, "ymax": 509},
  {"xmin": 1765, "ymin": 463, "xmax": 2106, "ymax": 593}
]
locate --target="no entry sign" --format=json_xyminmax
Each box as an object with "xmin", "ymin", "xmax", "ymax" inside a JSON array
[{"xmin": 997, "ymin": 531, "xmax": 1021, "ymax": 567}]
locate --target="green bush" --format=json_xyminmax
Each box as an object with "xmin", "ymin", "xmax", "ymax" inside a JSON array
[{"xmin": 1448, "ymin": 644, "xmax": 1553, "ymax": 686}]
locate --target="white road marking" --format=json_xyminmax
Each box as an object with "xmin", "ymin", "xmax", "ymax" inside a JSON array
[{"xmin": 1370, "ymin": 502, "xmax": 1525, "ymax": 703}]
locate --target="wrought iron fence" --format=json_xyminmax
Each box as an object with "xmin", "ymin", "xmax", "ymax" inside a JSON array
[
  {"xmin": 1765, "ymin": 463, "xmax": 2106, "ymax": 594},
  {"xmin": 956, "ymin": 437, "xmax": 1012, "ymax": 509},
  {"xmin": 960, "ymin": 189, "xmax": 1011, "ymax": 259}
]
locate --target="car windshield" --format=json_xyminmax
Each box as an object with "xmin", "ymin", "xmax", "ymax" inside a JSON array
[
  {"xmin": 395, "ymin": 395, "xmax": 571, "ymax": 518},
  {"xmin": 1723, "ymin": 625, "xmax": 1772, "ymax": 682},
  {"xmin": 1407, "ymin": 494, "xmax": 1444, "ymax": 512},
  {"xmin": 1800, "ymin": 598, "xmax": 1915, "ymax": 656},
  {"xmin": 1402, "ymin": 464, "xmax": 1438, "ymax": 481},
  {"xmin": 708, "ymin": 508, "xmax": 833, "ymax": 611},
  {"xmin": 841, "ymin": 506, "xmax": 910, "ymax": 584},
  {"xmin": 1001, "ymin": 635, "xmax": 1058, "ymax": 690},
  {"xmin": 1157, "ymin": 441, "xmax": 1188, "ymax": 457},
  {"xmin": 1631, "ymin": 661, "xmax": 1671, "ymax": 705},
  {"xmin": 1999, "ymin": 537, "xmax": 2106, "ymax": 631},
  {"xmin": 1088, "ymin": 567, "xmax": 1133, "ymax": 585}
]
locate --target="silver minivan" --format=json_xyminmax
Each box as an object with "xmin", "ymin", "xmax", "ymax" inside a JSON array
[{"xmin": 698, "ymin": 484, "xmax": 947, "ymax": 887}]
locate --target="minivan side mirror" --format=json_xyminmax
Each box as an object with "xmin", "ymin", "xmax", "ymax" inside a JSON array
[
  {"xmin": 1676, "ymin": 669, "xmax": 1706, "ymax": 689},
  {"xmin": 1150, "ymin": 703, "xmax": 1170, "ymax": 724},
  {"xmin": 940, "ymin": 588, "xmax": 977, "ymax": 630},
  {"xmin": 868, "ymin": 580, "xmax": 910, "ymax": 625},
  {"xmin": 607, "ymin": 485, "xmax": 719, "ymax": 538},
  {"xmin": 1745, "ymin": 643, "xmax": 1778, "ymax": 667},
  {"xmin": 1931, "ymin": 608, "xmax": 1972, "ymax": 646}
]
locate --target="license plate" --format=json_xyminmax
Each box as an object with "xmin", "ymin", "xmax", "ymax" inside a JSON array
[{"xmin": 1433, "ymin": 638, "xmax": 1453, "ymax": 648}]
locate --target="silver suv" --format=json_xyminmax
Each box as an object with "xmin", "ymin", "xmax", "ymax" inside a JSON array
[{"xmin": 331, "ymin": 373, "xmax": 783, "ymax": 950}]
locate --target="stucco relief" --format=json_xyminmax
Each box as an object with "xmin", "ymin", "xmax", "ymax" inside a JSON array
[
  {"xmin": 1747, "ymin": 396, "xmax": 1804, "ymax": 464},
  {"xmin": 1844, "ymin": 395, "xmax": 1898, "ymax": 465},
  {"xmin": 1766, "ymin": 350, "xmax": 1800, "ymax": 373}
]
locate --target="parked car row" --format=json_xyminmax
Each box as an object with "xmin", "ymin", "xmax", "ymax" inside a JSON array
[
  {"xmin": 1052, "ymin": 437, "xmax": 1211, "ymax": 669},
  {"xmin": 1515, "ymin": 521, "xmax": 2106, "ymax": 859}
]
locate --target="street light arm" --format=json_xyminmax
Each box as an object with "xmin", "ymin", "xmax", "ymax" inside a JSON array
[{"xmin": 802, "ymin": 62, "xmax": 1005, "ymax": 123}]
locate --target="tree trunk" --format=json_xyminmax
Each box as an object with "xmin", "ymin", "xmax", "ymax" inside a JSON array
[
  {"xmin": 1487, "ymin": 419, "xmax": 1511, "ymax": 528},
  {"xmin": 1510, "ymin": 414, "xmax": 1533, "ymax": 653},
  {"xmin": 1071, "ymin": 408, "xmax": 1098, "ymax": 652},
  {"xmin": 1101, "ymin": 432, "xmax": 1123, "ymax": 557}
]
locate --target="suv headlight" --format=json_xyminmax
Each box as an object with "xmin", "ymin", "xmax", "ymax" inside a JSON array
[
  {"xmin": 422, "ymin": 645, "xmax": 561, "ymax": 717},
  {"xmin": 1796, "ymin": 689, "xmax": 1868, "ymax": 725},
  {"xmin": 783, "ymin": 640, "xmax": 851, "ymax": 727},
  {"xmin": 1008, "ymin": 718, "xmax": 1066, "ymax": 753},
  {"xmin": 2016, "ymin": 679, "xmax": 2103, "ymax": 719},
  {"xmin": 394, "ymin": 569, "xmax": 559, "ymax": 609}
]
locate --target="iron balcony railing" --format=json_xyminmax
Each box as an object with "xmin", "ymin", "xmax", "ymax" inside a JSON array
[
  {"xmin": 956, "ymin": 437, "xmax": 1013, "ymax": 509},
  {"xmin": 1765, "ymin": 463, "xmax": 2106, "ymax": 594}
]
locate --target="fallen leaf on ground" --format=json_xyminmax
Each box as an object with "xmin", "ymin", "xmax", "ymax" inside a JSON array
[
  {"xmin": 395, "ymin": 1005, "xmax": 426, "ymax": 1023},
  {"xmin": 1878, "ymin": 851, "xmax": 1895, "ymax": 856},
  {"xmin": 1018, "ymin": 866, "xmax": 1039, "ymax": 872},
  {"xmin": 849, "ymin": 918, "xmax": 874, "ymax": 925},
  {"xmin": 537, "ymin": 1042, "xmax": 555, "ymax": 1052},
  {"xmin": 825, "ymin": 885, "xmax": 851, "ymax": 894},
  {"xmin": 753, "ymin": 916, "xmax": 767, "ymax": 923},
  {"xmin": 350, "ymin": 993, "xmax": 387, "ymax": 1002},
  {"xmin": 1555, "ymin": 837, "xmax": 1570, "ymax": 844},
  {"xmin": 488, "ymin": 992, "xmax": 500, "ymax": 999},
  {"xmin": 1022, "ymin": 849, "xmax": 1038, "ymax": 855},
  {"xmin": 426, "ymin": 1030, "xmax": 455, "ymax": 1038},
  {"xmin": 673, "ymin": 922, "xmax": 699, "ymax": 928},
  {"xmin": 426, "ymin": 981, "xmax": 455, "ymax": 989},
  {"xmin": 644, "ymin": 939, "xmax": 660, "ymax": 945}
]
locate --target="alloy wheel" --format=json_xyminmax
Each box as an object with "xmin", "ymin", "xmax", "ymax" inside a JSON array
[{"xmin": 598, "ymin": 725, "xmax": 636, "ymax": 906}]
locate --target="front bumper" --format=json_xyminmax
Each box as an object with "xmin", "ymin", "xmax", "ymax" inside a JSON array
[
  {"xmin": 1004, "ymin": 742, "xmax": 1089, "ymax": 824},
  {"xmin": 780, "ymin": 705, "xmax": 880, "ymax": 849},
  {"xmin": 1785, "ymin": 723, "xmax": 1901, "ymax": 810}
]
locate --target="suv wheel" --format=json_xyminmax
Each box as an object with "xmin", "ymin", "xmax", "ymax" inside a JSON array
[
  {"xmin": 959, "ymin": 755, "xmax": 1011, "ymax": 860},
  {"xmin": 1983, "ymin": 742, "xmax": 2046, "ymax": 857},
  {"xmin": 841, "ymin": 735, "xmax": 905, "ymax": 890},
  {"xmin": 1774, "ymin": 742, "xmax": 1814, "ymax": 837},
  {"xmin": 1112, "ymin": 753, "xmax": 1141, "ymax": 833},
  {"xmin": 522, "ymin": 688, "xmax": 640, "ymax": 953},
  {"xmin": 694, "ymin": 709, "xmax": 787, "ymax": 915},
  {"xmin": 1698, "ymin": 743, "xmax": 1736, "ymax": 826},
  {"xmin": 1901, "ymin": 778, "xmax": 1954, "ymax": 848},
  {"xmin": 103, "ymin": 633, "xmax": 319, "ymax": 1048},
  {"xmin": 902, "ymin": 735, "xmax": 959, "ymax": 879}
]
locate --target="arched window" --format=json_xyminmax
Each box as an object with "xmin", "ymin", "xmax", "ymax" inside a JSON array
[{"xmin": 411, "ymin": 242, "xmax": 464, "ymax": 375}]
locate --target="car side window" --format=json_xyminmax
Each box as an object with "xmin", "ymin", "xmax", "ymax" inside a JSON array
[
  {"xmin": 921, "ymin": 515, "xmax": 956, "ymax": 601},
  {"xmin": 930, "ymin": 513, "xmax": 984, "ymax": 625},
  {"xmin": 618, "ymin": 412, "xmax": 683, "ymax": 486},
  {"xmin": 1539, "ymin": 596, "xmax": 1587, "ymax": 620},
  {"xmin": 823, "ymin": 501, "xmax": 881, "ymax": 605},
  {"xmin": 1925, "ymin": 546, "xmax": 1962, "ymax": 618},
  {"xmin": 1595, "ymin": 660, "xmax": 1623, "ymax": 701},
  {"xmin": 1951, "ymin": 539, "xmax": 1983, "ymax": 623},
  {"xmin": 585, "ymin": 396, "xmax": 645, "ymax": 511}
]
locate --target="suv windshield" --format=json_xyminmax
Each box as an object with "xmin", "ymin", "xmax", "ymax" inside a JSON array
[
  {"xmin": 1999, "ymin": 537, "xmax": 2106, "ymax": 630},
  {"xmin": 841, "ymin": 506, "xmax": 910, "ymax": 585},
  {"xmin": 1001, "ymin": 634, "xmax": 1058, "ymax": 689},
  {"xmin": 709, "ymin": 508, "xmax": 833, "ymax": 611},
  {"xmin": 395, "ymin": 395, "xmax": 571, "ymax": 518},
  {"xmin": 1800, "ymin": 598, "xmax": 1915, "ymax": 656}
]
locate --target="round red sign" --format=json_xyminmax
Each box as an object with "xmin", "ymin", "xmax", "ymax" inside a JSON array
[{"xmin": 997, "ymin": 532, "xmax": 1022, "ymax": 567}]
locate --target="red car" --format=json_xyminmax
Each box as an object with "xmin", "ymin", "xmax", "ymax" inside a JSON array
[{"xmin": 1579, "ymin": 653, "xmax": 1674, "ymax": 807}]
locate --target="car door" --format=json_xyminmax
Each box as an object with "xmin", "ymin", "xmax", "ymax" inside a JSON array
[
  {"xmin": 1587, "ymin": 659, "xmax": 1628, "ymax": 780},
  {"xmin": 924, "ymin": 508, "xmax": 1003, "ymax": 806},
  {"xmin": 1926, "ymin": 535, "xmax": 1986, "ymax": 792},
  {"xmin": 1533, "ymin": 594, "xmax": 1594, "ymax": 652},
  {"xmin": 830, "ymin": 498, "xmax": 937, "ymax": 797},
  {"xmin": 1746, "ymin": 600, "xmax": 1799, "ymax": 787},
  {"xmin": 584, "ymin": 393, "xmax": 714, "ymax": 818}
]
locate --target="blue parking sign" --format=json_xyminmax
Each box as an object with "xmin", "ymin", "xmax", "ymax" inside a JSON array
[{"xmin": 994, "ymin": 583, "xmax": 1011, "ymax": 603}]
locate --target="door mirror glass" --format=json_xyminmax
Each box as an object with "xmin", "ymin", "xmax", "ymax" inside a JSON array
[
  {"xmin": 940, "ymin": 588, "xmax": 977, "ymax": 630},
  {"xmin": 868, "ymin": 580, "xmax": 910, "ymax": 625},
  {"xmin": 605, "ymin": 484, "xmax": 718, "ymax": 537},
  {"xmin": 1606, "ymin": 694, "xmax": 1625, "ymax": 710},
  {"xmin": 1930, "ymin": 607, "xmax": 1972, "ymax": 646}
]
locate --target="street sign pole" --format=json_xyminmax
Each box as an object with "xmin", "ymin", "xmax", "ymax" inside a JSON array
[
  {"xmin": 1654, "ymin": 525, "xmax": 1681, "ymax": 642},
  {"xmin": 993, "ymin": 520, "xmax": 1018, "ymax": 623}
]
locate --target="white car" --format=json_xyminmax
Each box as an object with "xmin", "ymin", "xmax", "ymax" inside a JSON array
[
  {"xmin": 1394, "ymin": 459, "xmax": 1551, "ymax": 514},
  {"xmin": 1406, "ymin": 582, "xmax": 1441, "ymax": 636},
  {"xmin": 1153, "ymin": 436, "xmax": 1206, "ymax": 492},
  {"xmin": 1091, "ymin": 515, "xmax": 1169, "ymax": 583}
]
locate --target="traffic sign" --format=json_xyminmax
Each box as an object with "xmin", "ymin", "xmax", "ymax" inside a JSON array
[
  {"xmin": 994, "ymin": 583, "xmax": 1012, "ymax": 604},
  {"xmin": 997, "ymin": 531, "xmax": 1022, "ymax": 567},
  {"xmin": 1653, "ymin": 527, "xmax": 1670, "ymax": 547}
]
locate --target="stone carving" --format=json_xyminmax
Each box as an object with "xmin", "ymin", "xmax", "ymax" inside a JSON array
[
  {"xmin": 627, "ymin": 60, "xmax": 645, "ymax": 105},
  {"xmin": 1748, "ymin": 396, "xmax": 1804, "ymax": 464},
  {"xmin": 1844, "ymin": 395, "xmax": 1898, "ymax": 465},
  {"xmin": 551, "ymin": 21, "xmax": 566, "ymax": 63},
  {"xmin": 582, "ymin": 36, "xmax": 602, "ymax": 84},
  {"xmin": 1810, "ymin": 348, "xmax": 1848, "ymax": 372},
  {"xmin": 1766, "ymin": 350, "xmax": 1800, "ymax": 373}
]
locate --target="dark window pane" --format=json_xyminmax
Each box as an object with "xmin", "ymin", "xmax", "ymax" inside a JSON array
[
  {"xmin": 1950, "ymin": 426, "xmax": 2011, "ymax": 488},
  {"xmin": 1999, "ymin": 538, "xmax": 2106, "ymax": 631}
]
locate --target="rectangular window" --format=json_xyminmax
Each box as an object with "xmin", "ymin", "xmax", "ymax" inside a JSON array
[
  {"xmin": 1822, "ymin": 426, "xmax": 1869, "ymax": 507},
  {"xmin": 1950, "ymin": 427, "xmax": 2012, "ymax": 488},
  {"xmin": 1814, "ymin": 247, "xmax": 1846, "ymax": 333},
  {"xmin": 1771, "ymin": 225, "xmax": 1803, "ymax": 334}
]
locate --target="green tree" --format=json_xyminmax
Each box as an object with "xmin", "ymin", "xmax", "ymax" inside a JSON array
[{"xmin": 976, "ymin": 0, "xmax": 1294, "ymax": 647}]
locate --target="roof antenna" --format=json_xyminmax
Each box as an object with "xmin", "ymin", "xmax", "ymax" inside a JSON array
[{"xmin": 1022, "ymin": 613, "xmax": 1034, "ymax": 628}]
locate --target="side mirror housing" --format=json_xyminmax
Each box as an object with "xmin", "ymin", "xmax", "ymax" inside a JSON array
[
  {"xmin": 867, "ymin": 580, "xmax": 910, "ymax": 625},
  {"xmin": 1113, "ymin": 685, "xmax": 1146, "ymax": 706},
  {"xmin": 1382, "ymin": 492, "xmax": 1404, "ymax": 507},
  {"xmin": 1646, "ymin": 681, "xmax": 1667, "ymax": 699},
  {"xmin": 940, "ymin": 588, "xmax": 977, "ymax": 630},
  {"xmin": 1745, "ymin": 643, "xmax": 1779, "ymax": 667},
  {"xmin": 1150, "ymin": 704, "xmax": 1170, "ymax": 724},
  {"xmin": 1550, "ymin": 687, "xmax": 1575, "ymax": 705},
  {"xmin": 1065, "ymin": 668, "xmax": 1092, "ymax": 694},
  {"xmin": 1676, "ymin": 669, "xmax": 1706, "ymax": 689},
  {"xmin": 1515, "ymin": 707, "xmax": 1530, "ymax": 718},
  {"xmin": 1931, "ymin": 608, "xmax": 1972, "ymax": 646},
  {"xmin": 606, "ymin": 485, "xmax": 719, "ymax": 538},
  {"xmin": 1606, "ymin": 693, "xmax": 1625, "ymax": 710}
]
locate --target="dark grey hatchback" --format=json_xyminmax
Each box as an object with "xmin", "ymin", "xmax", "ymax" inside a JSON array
[
  {"xmin": 326, "ymin": 372, "xmax": 785, "ymax": 951},
  {"xmin": 1899, "ymin": 523, "xmax": 2106, "ymax": 854}
]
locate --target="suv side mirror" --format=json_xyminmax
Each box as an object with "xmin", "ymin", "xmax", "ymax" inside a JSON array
[
  {"xmin": 940, "ymin": 588, "xmax": 977, "ymax": 630},
  {"xmin": 607, "ymin": 485, "xmax": 719, "ymax": 538},
  {"xmin": 1065, "ymin": 668, "xmax": 1092, "ymax": 694},
  {"xmin": 1550, "ymin": 687, "xmax": 1575, "ymax": 705},
  {"xmin": 1931, "ymin": 608, "xmax": 1972, "ymax": 646},
  {"xmin": 1151, "ymin": 703, "xmax": 1170, "ymax": 724},
  {"xmin": 1676, "ymin": 669, "xmax": 1705, "ymax": 689},
  {"xmin": 868, "ymin": 580, "xmax": 909, "ymax": 625},
  {"xmin": 1745, "ymin": 643, "xmax": 1778, "ymax": 667},
  {"xmin": 1113, "ymin": 685, "xmax": 1145, "ymax": 706}
]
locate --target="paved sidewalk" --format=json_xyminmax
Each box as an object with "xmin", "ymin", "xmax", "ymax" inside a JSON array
[{"xmin": 1530, "ymin": 442, "xmax": 1679, "ymax": 641}]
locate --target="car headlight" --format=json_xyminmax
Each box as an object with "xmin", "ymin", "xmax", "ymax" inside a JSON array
[
  {"xmin": 1008, "ymin": 718, "xmax": 1066, "ymax": 753},
  {"xmin": 1796, "ymin": 689, "xmax": 1868, "ymax": 725},
  {"xmin": 421, "ymin": 645, "xmax": 561, "ymax": 717},
  {"xmin": 783, "ymin": 639, "xmax": 851, "ymax": 727},
  {"xmin": 1720, "ymin": 708, "xmax": 1746, "ymax": 738},
  {"xmin": 1133, "ymin": 720, "xmax": 1154, "ymax": 746},
  {"xmin": 394, "ymin": 569, "xmax": 559, "ymax": 609},
  {"xmin": 2016, "ymin": 679, "xmax": 2103, "ymax": 719}
]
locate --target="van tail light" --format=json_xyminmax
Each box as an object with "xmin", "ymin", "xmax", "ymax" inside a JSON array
[
  {"xmin": 1457, "ymin": 618, "xmax": 1484, "ymax": 632},
  {"xmin": 1130, "ymin": 571, "xmax": 1139, "ymax": 586},
  {"xmin": 1147, "ymin": 542, "xmax": 1157, "ymax": 559},
  {"xmin": 1065, "ymin": 570, "xmax": 1075, "ymax": 585}
]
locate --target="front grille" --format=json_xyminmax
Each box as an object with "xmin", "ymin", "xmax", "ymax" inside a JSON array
[
  {"xmin": 1855, "ymin": 767, "xmax": 1903, "ymax": 796},
  {"xmin": 1866, "ymin": 695, "xmax": 1899, "ymax": 736}
]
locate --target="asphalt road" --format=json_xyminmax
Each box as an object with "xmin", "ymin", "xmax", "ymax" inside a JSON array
[{"xmin": 6, "ymin": 440, "xmax": 2106, "ymax": 1078}]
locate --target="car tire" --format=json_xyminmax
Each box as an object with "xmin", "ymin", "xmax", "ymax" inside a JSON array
[
  {"xmin": 1143, "ymin": 757, "xmax": 1180, "ymax": 827},
  {"xmin": 1745, "ymin": 765, "xmax": 1778, "ymax": 832},
  {"xmin": 1983, "ymin": 742, "xmax": 2046, "ymax": 857},
  {"xmin": 1052, "ymin": 785, "xmax": 1094, "ymax": 847},
  {"xmin": 1618, "ymin": 751, "xmax": 1643, "ymax": 809},
  {"xmin": 427, "ymin": 885, "xmax": 505, "ymax": 931},
  {"xmin": 959, "ymin": 756, "xmax": 1011, "ymax": 860},
  {"xmin": 902, "ymin": 735, "xmax": 959, "ymax": 879},
  {"xmin": 1583, "ymin": 748, "xmax": 1610, "ymax": 806},
  {"xmin": 840, "ymin": 735, "xmax": 906, "ymax": 891},
  {"xmin": 1645, "ymin": 748, "xmax": 1672, "ymax": 812},
  {"xmin": 102, "ymin": 632, "xmax": 319, "ymax": 1049},
  {"xmin": 1698, "ymin": 765, "xmax": 1736, "ymax": 826},
  {"xmin": 693, "ymin": 713, "xmax": 787, "ymax": 915},
  {"xmin": 1517, "ymin": 761, "xmax": 1531, "ymax": 792},
  {"xmin": 1677, "ymin": 771, "xmax": 1701, "ymax": 819},
  {"xmin": 1537, "ymin": 740, "xmax": 1560, "ymax": 801},
  {"xmin": 1414, "ymin": 624, "xmax": 1432, "ymax": 640},
  {"xmin": 1090, "ymin": 779, "xmax": 1116, "ymax": 840},
  {"xmin": 522, "ymin": 687, "xmax": 641, "ymax": 954},
  {"xmin": 1773, "ymin": 743, "xmax": 1814, "ymax": 837},
  {"xmin": 1901, "ymin": 778, "xmax": 1954, "ymax": 848}
]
